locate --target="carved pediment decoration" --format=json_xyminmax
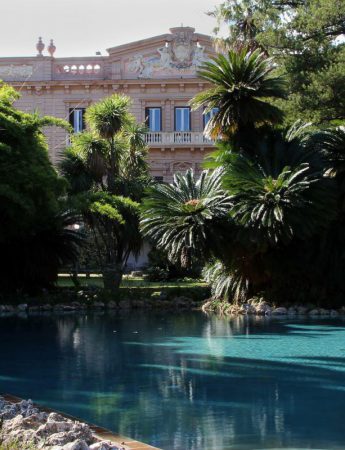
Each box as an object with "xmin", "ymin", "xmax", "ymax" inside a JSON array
[{"xmin": 126, "ymin": 27, "xmax": 209, "ymax": 79}]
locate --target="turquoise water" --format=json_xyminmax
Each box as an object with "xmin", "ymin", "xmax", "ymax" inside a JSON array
[{"xmin": 1, "ymin": 312, "xmax": 345, "ymax": 449}]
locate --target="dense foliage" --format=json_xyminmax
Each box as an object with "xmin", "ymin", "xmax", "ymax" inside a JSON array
[
  {"xmin": 141, "ymin": 168, "xmax": 232, "ymax": 268},
  {"xmin": 141, "ymin": 46, "xmax": 345, "ymax": 306},
  {"xmin": 0, "ymin": 83, "xmax": 81, "ymax": 292},
  {"xmin": 209, "ymin": 0, "xmax": 345, "ymax": 125},
  {"xmin": 60, "ymin": 94, "xmax": 150, "ymax": 291}
]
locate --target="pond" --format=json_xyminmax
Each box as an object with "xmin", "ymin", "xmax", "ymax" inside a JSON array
[{"xmin": 1, "ymin": 311, "xmax": 345, "ymax": 449}]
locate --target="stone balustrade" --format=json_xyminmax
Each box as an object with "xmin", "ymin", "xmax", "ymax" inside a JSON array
[
  {"xmin": 145, "ymin": 132, "xmax": 214, "ymax": 146},
  {"xmin": 53, "ymin": 58, "xmax": 105, "ymax": 80}
]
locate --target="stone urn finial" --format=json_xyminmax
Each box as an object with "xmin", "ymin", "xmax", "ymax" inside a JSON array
[
  {"xmin": 48, "ymin": 39, "xmax": 56, "ymax": 57},
  {"xmin": 36, "ymin": 37, "xmax": 45, "ymax": 56}
]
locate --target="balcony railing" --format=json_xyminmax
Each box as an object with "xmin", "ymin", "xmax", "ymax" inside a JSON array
[
  {"xmin": 52, "ymin": 58, "xmax": 106, "ymax": 80},
  {"xmin": 145, "ymin": 132, "xmax": 214, "ymax": 146}
]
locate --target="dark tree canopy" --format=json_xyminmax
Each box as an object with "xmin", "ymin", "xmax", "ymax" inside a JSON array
[
  {"xmin": 210, "ymin": 0, "xmax": 345, "ymax": 125},
  {"xmin": 0, "ymin": 83, "xmax": 80, "ymax": 292}
]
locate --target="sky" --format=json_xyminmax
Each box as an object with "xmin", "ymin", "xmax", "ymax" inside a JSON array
[{"xmin": 0, "ymin": 0, "xmax": 221, "ymax": 57}]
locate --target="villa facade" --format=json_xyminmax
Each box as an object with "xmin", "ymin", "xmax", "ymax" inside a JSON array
[{"xmin": 0, "ymin": 27, "xmax": 217, "ymax": 182}]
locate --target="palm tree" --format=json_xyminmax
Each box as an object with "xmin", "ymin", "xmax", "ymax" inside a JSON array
[
  {"xmin": 140, "ymin": 168, "xmax": 232, "ymax": 268},
  {"xmin": 204, "ymin": 128, "xmax": 337, "ymax": 302},
  {"xmin": 60, "ymin": 133, "xmax": 108, "ymax": 193},
  {"xmin": 190, "ymin": 48, "xmax": 286, "ymax": 140},
  {"xmin": 203, "ymin": 260, "xmax": 248, "ymax": 303},
  {"xmin": 60, "ymin": 95, "xmax": 150, "ymax": 292},
  {"xmin": 316, "ymin": 127, "xmax": 345, "ymax": 186},
  {"xmin": 85, "ymin": 94, "xmax": 132, "ymax": 192},
  {"xmin": 120, "ymin": 121, "xmax": 149, "ymax": 180},
  {"xmin": 223, "ymin": 131, "xmax": 336, "ymax": 247}
]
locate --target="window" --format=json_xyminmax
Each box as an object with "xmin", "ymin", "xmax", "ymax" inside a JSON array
[
  {"xmin": 203, "ymin": 108, "xmax": 219, "ymax": 129},
  {"xmin": 175, "ymin": 107, "xmax": 191, "ymax": 132},
  {"xmin": 69, "ymin": 108, "xmax": 86, "ymax": 133},
  {"xmin": 145, "ymin": 107, "xmax": 162, "ymax": 132},
  {"xmin": 154, "ymin": 176, "xmax": 164, "ymax": 183}
]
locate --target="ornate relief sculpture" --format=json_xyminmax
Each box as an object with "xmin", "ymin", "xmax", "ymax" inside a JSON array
[
  {"xmin": 157, "ymin": 45, "xmax": 172, "ymax": 68},
  {"xmin": 128, "ymin": 55, "xmax": 144, "ymax": 74},
  {"xmin": 192, "ymin": 44, "xmax": 207, "ymax": 66},
  {"xmin": 0, "ymin": 65, "xmax": 33, "ymax": 78},
  {"xmin": 127, "ymin": 27, "xmax": 209, "ymax": 78}
]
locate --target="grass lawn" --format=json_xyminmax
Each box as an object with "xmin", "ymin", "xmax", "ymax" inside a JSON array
[{"xmin": 57, "ymin": 274, "xmax": 206, "ymax": 289}]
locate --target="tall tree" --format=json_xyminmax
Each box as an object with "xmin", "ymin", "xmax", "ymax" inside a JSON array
[
  {"xmin": 0, "ymin": 82, "xmax": 81, "ymax": 292},
  {"xmin": 209, "ymin": 0, "xmax": 345, "ymax": 125},
  {"xmin": 190, "ymin": 48, "xmax": 286, "ymax": 143},
  {"xmin": 60, "ymin": 94, "xmax": 149, "ymax": 291}
]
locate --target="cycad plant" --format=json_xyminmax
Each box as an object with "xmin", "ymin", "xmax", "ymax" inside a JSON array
[
  {"xmin": 190, "ymin": 48, "xmax": 286, "ymax": 140},
  {"xmin": 140, "ymin": 168, "xmax": 232, "ymax": 268}
]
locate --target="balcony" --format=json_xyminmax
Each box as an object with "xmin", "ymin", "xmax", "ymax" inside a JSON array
[{"xmin": 145, "ymin": 132, "xmax": 214, "ymax": 147}]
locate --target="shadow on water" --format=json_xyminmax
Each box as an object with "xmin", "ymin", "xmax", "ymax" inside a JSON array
[{"xmin": 0, "ymin": 312, "xmax": 345, "ymax": 449}]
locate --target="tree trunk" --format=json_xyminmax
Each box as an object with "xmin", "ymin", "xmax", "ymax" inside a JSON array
[
  {"xmin": 107, "ymin": 137, "xmax": 116, "ymax": 193},
  {"xmin": 102, "ymin": 264, "xmax": 123, "ymax": 293}
]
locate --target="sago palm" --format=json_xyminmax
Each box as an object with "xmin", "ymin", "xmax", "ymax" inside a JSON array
[
  {"xmin": 140, "ymin": 168, "xmax": 232, "ymax": 268},
  {"xmin": 190, "ymin": 48, "xmax": 286, "ymax": 139},
  {"xmin": 223, "ymin": 132, "xmax": 336, "ymax": 247}
]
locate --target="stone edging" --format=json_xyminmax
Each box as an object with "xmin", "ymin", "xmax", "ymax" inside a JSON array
[{"xmin": 202, "ymin": 299, "xmax": 345, "ymax": 317}]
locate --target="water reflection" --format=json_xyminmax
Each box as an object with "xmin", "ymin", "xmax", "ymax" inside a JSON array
[{"xmin": 1, "ymin": 313, "xmax": 345, "ymax": 449}]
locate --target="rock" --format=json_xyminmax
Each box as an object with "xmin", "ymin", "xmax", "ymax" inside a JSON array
[
  {"xmin": 41, "ymin": 304, "xmax": 53, "ymax": 311},
  {"xmin": 36, "ymin": 420, "xmax": 73, "ymax": 436},
  {"xmin": 3, "ymin": 305, "xmax": 15, "ymax": 313},
  {"xmin": 17, "ymin": 303, "xmax": 28, "ymax": 312},
  {"xmin": 255, "ymin": 303, "xmax": 271, "ymax": 315},
  {"xmin": 272, "ymin": 307, "xmax": 288, "ymax": 315},
  {"xmin": 319, "ymin": 308, "xmax": 330, "ymax": 315},
  {"xmin": 63, "ymin": 305, "xmax": 77, "ymax": 311},
  {"xmin": 107, "ymin": 300, "xmax": 117, "ymax": 309},
  {"xmin": 173, "ymin": 296, "xmax": 192, "ymax": 308},
  {"xmin": 297, "ymin": 306, "xmax": 308, "ymax": 315},
  {"xmin": 287, "ymin": 307, "xmax": 297, "ymax": 315},
  {"xmin": 150, "ymin": 291, "xmax": 167, "ymax": 300},
  {"xmin": 28, "ymin": 306, "xmax": 40, "ymax": 312},
  {"xmin": 93, "ymin": 301, "xmax": 105, "ymax": 309},
  {"xmin": 265, "ymin": 306, "xmax": 272, "ymax": 315},
  {"xmin": 308, "ymin": 308, "xmax": 320, "ymax": 316},
  {"xmin": 0, "ymin": 398, "xmax": 96, "ymax": 450},
  {"xmin": 54, "ymin": 304, "xmax": 65, "ymax": 311},
  {"xmin": 246, "ymin": 305, "xmax": 256, "ymax": 314},
  {"xmin": 132, "ymin": 300, "xmax": 144, "ymax": 308},
  {"xmin": 89, "ymin": 442, "xmax": 120, "ymax": 450},
  {"xmin": 131, "ymin": 270, "xmax": 143, "ymax": 277},
  {"xmin": 43, "ymin": 422, "xmax": 93, "ymax": 446},
  {"xmin": 331, "ymin": 309, "xmax": 339, "ymax": 317},
  {"xmin": 62, "ymin": 439, "xmax": 90, "ymax": 450},
  {"xmin": 118, "ymin": 300, "xmax": 131, "ymax": 309},
  {"xmin": 48, "ymin": 412, "xmax": 68, "ymax": 422},
  {"xmin": 71, "ymin": 302, "xmax": 82, "ymax": 309}
]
